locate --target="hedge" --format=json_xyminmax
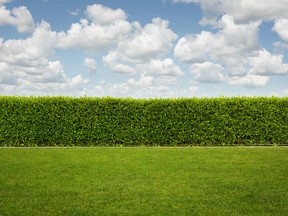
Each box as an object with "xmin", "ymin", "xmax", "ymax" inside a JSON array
[{"xmin": 0, "ymin": 96, "xmax": 287, "ymax": 146}]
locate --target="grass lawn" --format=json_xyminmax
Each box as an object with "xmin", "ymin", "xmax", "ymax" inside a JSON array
[{"xmin": 0, "ymin": 147, "xmax": 287, "ymax": 215}]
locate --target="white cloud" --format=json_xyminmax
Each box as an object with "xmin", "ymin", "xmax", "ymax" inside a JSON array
[
  {"xmin": 190, "ymin": 62, "xmax": 224, "ymax": 83},
  {"xmin": 102, "ymin": 72, "xmax": 181, "ymax": 97},
  {"xmin": 0, "ymin": 57, "xmax": 89, "ymax": 95},
  {"xmin": 248, "ymin": 49, "xmax": 288, "ymax": 75},
  {"xmin": 0, "ymin": 3, "xmax": 181, "ymax": 97},
  {"xmin": 85, "ymin": 4, "xmax": 127, "ymax": 25},
  {"xmin": 127, "ymin": 73, "xmax": 179, "ymax": 97},
  {"xmin": 102, "ymin": 17, "xmax": 178, "ymax": 75},
  {"xmin": 175, "ymin": 15, "xmax": 260, "ymax": 63},
  {"xmin": 102, "ymin": 51, "xmax": 136, "ymax": 74},
  {"xmin": 94, "ymin": 80, "xmax": 132, "ymax": 96},
  {"xmin": 19, "ymin": 61, "xmax": 65, "ymax": 84},
  {"xmin": 111, "ymin": 63, "xmax": 136, "ymax": 74},
  {"xmin": 93, "ymin": 74, "xmax": 184, "ymax": 98},
  {"xmin": 189, "ymin": 85, "xmax": 199, "ymax": 93},
  {"xmin": 101, "ymin": 56, "xmax": 183, "ymax": 96},
  {"xmin": 84, "ymin": 58, "xmax": 97, "ymax": 74},
  {"xmin": 174, "ymin": 10, "xmax": 288, "ymax": 91},
  {"xmin": 68, "ymin": 9, "xmax": 80, "ymax": 16},
  {"xmin": 0, "ymin": 19, "xmax": 89, "ymax": 95},
  {"xmin": 175, "ymin": 15, "xmax": 288, "ymax": 87},
  {"xmin": 119, "ymin": 18, "xmax": 178, "ymax": 62},
  {"xmin": 220, "ymin": 0, "xmax": 288, "ymax": 23},
  {"xmin": 2, "ymin": 1, "xmax": 286, "ymax": 97},
  {"xmin": 137, "ymin": 58, "xmax": 184, "ymax": 76},
  {"xmin": 57, "ymin": 18, "xmax": 132, "ymax": 51},
  {"xmin": 0, "ymin": 20, "xmax": 57, "ymax": 65},
  {"xmin": 174, "ymin": 31, "xmax": 210, "ymax": 63},
  {"xmin": 25, "ymin": 74, "xmax": 89, "ymax": 96},
  {"xmin": 0, "ymin": 5, "xmax": 35, "ymax": 33},
  {"xmin": 127, "ymin": 73, "xmax": 154, "ymax": 88},
  {"xmin": 67, "ymin": 75, "xmax": 89, "ymax": 88},
  {"xmin": 173, "ymin": 0, "xmax": 288, "ymax": 24},
  {"xmin": 59, "ymin": 6, "xmax": 177, "ymax": 60},
  {"xmin": 0, "ymin": 0, "xmax": 11, "ymax": 5},
  {"xmin": 228, "ymin": 75, "xmax": 269, "ymax": 88},
  {"xmin": 174, "ymin": 15, "xmax": 260, "ymax": 76},
  {"xmin": 172, "ymin": 0, "xmax": 198, "ymax": 3},
  {"xmin": 0, "ymin": 20, "xmax": 56, "ymax": 64},
  {"xmin": 273, "ymin": 18, "xmax": 288, "ymax": 43},
  {"xmin": 0, "ymin": 62, "xmax": 17, "ymax": 85},
  {"xmin": 108, "ymin": 83, "xmax": 130, "ymax": 94},
  {"xmin": 172, "ymin": 0, "xmax": 288, "ymax": 93},
  {"xmin": 57, "ymin": 4, "xmax": 132, "ymax": 51},
  {"xmin": 156, "ymin": 76, "xmax": 179, "ymax": 86}
]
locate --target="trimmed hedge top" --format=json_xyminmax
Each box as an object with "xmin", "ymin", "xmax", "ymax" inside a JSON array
[{"xmin": 0, "ymin": 96, "xmax": 287, "ymax": 146}]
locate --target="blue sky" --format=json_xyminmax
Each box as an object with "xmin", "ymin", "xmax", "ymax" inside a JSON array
[{"xmin": 0, "ymin": 0, "xmax": 288, "ymax": 97}]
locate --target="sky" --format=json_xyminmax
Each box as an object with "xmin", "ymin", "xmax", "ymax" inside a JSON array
[{"xmin": 0, "ymin": 0, "xmax": 288, "ymax": 98}]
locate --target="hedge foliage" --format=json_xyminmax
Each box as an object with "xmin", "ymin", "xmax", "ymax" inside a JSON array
[{"xmin": 0, "ymin": 96, "xmax": 287, "ymax": 146}]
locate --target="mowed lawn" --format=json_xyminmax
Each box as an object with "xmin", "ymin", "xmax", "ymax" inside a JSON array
[{"xmin": 0, "ymin": 147, "xmax": 287, "ymax": 215}]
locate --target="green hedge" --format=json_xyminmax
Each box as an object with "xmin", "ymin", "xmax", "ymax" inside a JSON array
[{"xmin": 0, "ymin": 96, "xmax": 287, "ymax": 146}]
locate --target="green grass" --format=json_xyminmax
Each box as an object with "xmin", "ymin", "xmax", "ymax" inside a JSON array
[{"xmin": 0, "ymin": 147, "xmax": 287, "ymax": 215}]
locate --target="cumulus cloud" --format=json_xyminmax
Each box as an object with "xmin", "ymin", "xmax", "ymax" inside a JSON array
[
  {"xmin": 137, "ymin": 58, "xmax": 184, "ymax": 76},
  {"xmin": 57, "ymin": 18, "xmax": 132, "ymax": 51},
  {"xmin": 172, "ymin": 0, "xmax": 198, "ymax": 3},
  {"xmin": 273, "ymin": 18, "xmax": 288, "ymax": 43},
  {"xmin": 173, "ymin": 0, "xmax": 288, "ymax": 24},
  {"xmin": 98, "ymin": 15, "xmax": 181, "ymax": 95},
  {"xmin": 58, "ymin": 6, "xmax": 177, "ymax": 59},
  {"xmin": 3, "ymin": 1, "xmax": 285, "ymax": 96},
  {"xmin": 0, "ymin": 5, "xmax": 35, "ymax": 33},
  {"xmin": 127, "ymin": 73, "xmax": 154, "ymax": 88},
  {"xmin": 174, "ymin": 13, "xmax": 288, "ymax": 87},
  {"xmin": 174, "ymin": 31, "xmax": 210, "ymax": 63},
  {"xmin": 248, "ymin": 49, "xmax": 288, "ymax": 75},
  {"xmin": 0, "ymin": 19, "xmax": 89, "ymax": 95},
  {"xmin": 174, "ymin": 15, "xmax": 260, "ymax": 76},
  {"xmin": 0, "ymin": 20, "xmax": 57, "ymax": 65},
  {"xmin": 93, "ymin": 80, "xmax": 131, "ymax": 96},
  {"xmin": 172, "ymin": 12, "xmax": 288, "ymax": 89},
  {"xmin": 0, "ymin": 20, "xmax": 67, "ymax": 92},
  {"xmin": 283, "ymin": 89, "xmax": 288, "ymax": 95},
  {"xmin": 85, "ymin": 4, "xmax": 127, "ymax": 25},
  {"xmin": 84, "ymin": 58, "xmax": 97, "ymax": 74},
  {"xmin": 95, "ymin": 72, "xmax": 183, "ymax": 97},
  {"xmin": 103, "ymin": 51, "xmax": 136, "ymax": 74},
  {"xmin": 189, "ymin": 85, "xmax": 200, "ymax": 94},
  {"xmin": 218, "ymin": 0, "xmax": 288, "ymax": 23},
  {"xmin": 102, "ymin": 17, "xmax": 178, "ymax": 75},
  {"xmin": 66, "ymin": 75, "xmax": 89, "ymax": 88},
  {"xmin": 190, "ymin": 62, "xmax": 224, "ymax": 83},
  {"xmin": 228, "ymin": 75, "xmax": 269, "ymax": 88},
  {"xmin": 0, "ymin": 3, "xmax": 181, "ymax": 96},
  {"xmin": 0, "ymin": 0, "xmax": 11, "ymax": 5},
  {"xmin": 128, "ymin": 73, "xmax": 181, "ymax": 97},
  {"xmin": 18, "ymin": 61, "xmax": 65, "ymax": 84},
  {"xmin": 0, "ymin": 62, "xmax": 17, "ymax": 85},
  {"xmin": 68, "ymin": 9, "xmax": 80, "ymax": 16},
  {"xmin": 156, "ymin": 76, "xmax": 179, "ymax": 86},
  {"xmin": 108, "ymin": 83, "xmax": 130, "ymax": 94},
  {"xmin": 0, "ymin": 57, "xmax": 89, "ymax": 95},
  {"xmin": 128, "ymin": 73, "xmax": 182, "ymax": 95},
  {"xmin": 57, "ymin": 4, "xmax": 132, "ymax": 51},
  {"xmin": 118, "ymin": 18, "xmax": 178, "ymax": 62},
  {"xmin": 25, "ymin": 74, "xmax": 89, "ymax": 96}
]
